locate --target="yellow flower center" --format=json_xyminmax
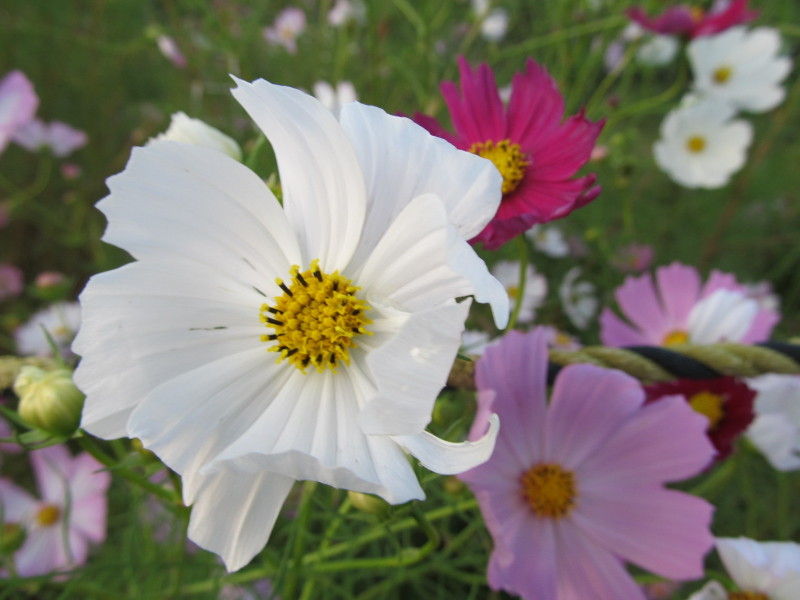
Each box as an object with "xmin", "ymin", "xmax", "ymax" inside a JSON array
[
  {"xmin": 713, "ymin": 65, "xmax": 733, "ymax": 85},
  {"xmin": 690, "ymin": 6, "xmax": 705, "ymax": 22},
  {"xmin": 260, "ymin": 259, "xmax": 372, "ymax": 373},
  {"xmin": 729, "ymin": 592, "xmax": 768, "ymax": 600},
  {"xmin": 689, "ymin": 391, "xmax": 726, "ymax": 429},
  {"xmin": 662, "ymin": 329, "xmax": 690, "ymax": 346},
  {"xmin": 506, "ymin": 285, "xmax": 519, "ymax": 300},
  {"xmin": 468, "ymin": 139, "xmax": 530, "ymax": 195},
  {"xmin": 685, "ymin": 136, "xmax": 707, "ymax": 154},
  {"xmin": 520, "ymin": 463, "xmax": 576, "ymax": 519},
  {"xmin": 35, "ymin": 504, "xmax": 61, "ymax": 527}
]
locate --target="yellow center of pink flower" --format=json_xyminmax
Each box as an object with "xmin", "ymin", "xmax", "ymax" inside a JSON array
[
  {"xmin": 260, "ymin": 259, "xmax": 372, "ymax": 373},
  {"xmin": 713, "ymin": 65, "xmax": 733, "ymax": 85},
  {"xmin": 685, "ymin": 136, "xmax": 707, "ymax": 154},
  {"xmin": 662, "ymin": 329, "xmax": 690, "ymax": 346},
  {"xmin": 688, "ymin": 391, "xmax": 725, "ymax": 430},
  {"xmin": 468, "ymin": 139, "xmax": 530, "ymax": 195},
  {"xmin": 729, "ymin": 592, "xmax": 768, "ymax": 600},
  {"xmin": 35, "ymin": 504, "xmax": 61, "ymax": 527},
  {"xmin": 520, "ymin": 463, "xmax": 576, "ymax": 519}
]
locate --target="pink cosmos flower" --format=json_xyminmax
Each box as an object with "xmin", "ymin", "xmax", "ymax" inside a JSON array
[
  {"xmin": 0, "ymin": 263, "xmax": 23, "ymax": 300},
  {"xmin": 13, "ymin": 119, "xmax": 88, "ymax": 158},
  {"xmin": 0, "ymin": 70, "xmax": 38, "ymax": 154},
  {"xmin": 263, "ymin": 8, "xmax": 306, "ymax": 54},
  {"xmin": 460, "ymin": 328, "xmax": 715, "ymax": 599},
  {"xmin": 0, "ymin": 445, "xmax": 110, "ymax": 576},
  {"xmin": 413, "ymin": 57, "xmax": 604, "ymax": 249},
  {"xmin": 627, "ymin": 0, "xmax": 757, "ymax": 39},
  {"xmin": 156, "ymin": 34, "xmax": 188, "ymax": 69},
  {"xmin": 600, "ymin": 262, "xmax": 779, "ymax": 347},
  {"xmin": 612, "ymin": 243, "xmax": 654, "ymax": 273}
]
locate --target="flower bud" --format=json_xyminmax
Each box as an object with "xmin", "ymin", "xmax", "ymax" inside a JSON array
[
  {"xmin": 347, "ymin": 491, "xmax": 389, "ymax": 517},
  {"xmin": 13, "ymin": 366, "xmax": 84, "ymax": 435},
  {"xmin": 0, "ymin": 522, "xmax": 26, "ymax": 555}
]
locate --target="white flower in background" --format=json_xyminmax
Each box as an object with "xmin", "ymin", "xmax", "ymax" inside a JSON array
[
  {"xmin": 686, "ymin": 289, "xmax": 759, "ymax": 344},
  {"xmin": 313, "ymin": 81, "xmax": 358, "ymax": 116},
  {"xmin": 490, "ymin": 260, "xmax": 547, "ymax": 324},
  {"xmin": 149, "ymin": 112, "xmax": 242, "ymax": 161},
  {"xmin": 654, "ymin": 99, "xmax": 752, "ymax": 189},
  {"xmin": 263, "ymin": 8, "xmax": 306, "ymax": 54},
  {"xmin": 16, "ymin": 301, "xmax": 81, "ymax": 357},
  {"xmin": 526, "ymin": 224, "xmax": 569, "ymax": 258},
  {"xmin": 461, "ymin": 330, "xmax": 491, "ymax": 356},
  {"xmin": 559, "ymin": 267, "xmax": 597, "ymax": 330},
  {"xmin": 471, "ymin": 0, "xmax": 509, "ymax": 42},
  {"xmin": 688, "ymin": 538, "xmax": 800, "ymax": 600},
  {"xmin": 75, "ymin": 77, "xmax": 508, "ymax": 571},
  {"xmin": 328, "ymin": 0, "xmax": 366, "ymax": 27},
  {"xmin": 689, "ymin": 26, "xmax": 792, "ymax": 113},
  {"xmin": 637, "ymin": 35, "xmax": 679, "ymax": 66},
  {"xmin": 746, "ymin": 375, "xmax": 800, "ymax": 471}
]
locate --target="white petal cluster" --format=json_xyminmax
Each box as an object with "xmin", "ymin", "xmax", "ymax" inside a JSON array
[
  {"xmin": 312, "ymin": 81, "xmax": 357, "ymax": 116},
  {"xmin": 74, "ymin": 78, "xmax": 508, "ymax": 571},
  {"xmin": 15, "ymin": 301, "xmax": 81, "ymax": 357},
  {"xmin": 746, "ymin": 374, "xmax": 800, "ymax": 471},
  {"xmin": 559, "ymin": 267, "xmax": 597, "ymax": 330},
  {"xmin": 149, "ymin": 112, "xmax": 242, "ymax": 161},
  {"xmin": 686, "ymin": 288, "xmax": 758, "ymax": 343}
]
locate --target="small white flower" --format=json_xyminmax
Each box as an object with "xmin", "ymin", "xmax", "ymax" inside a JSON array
[
  {"xmin": 526, "ymin": 224, "xmax": 569, "ymax": 258},
  {"xmin": 689, "ymin": 26, "xmax": 792, "ymax": 113},
  {"xmin": 637, "ymin": 35, "xmax": 679, "ymax": 66},
  {"xmin": 471, "ymin": 0, "xmax": 508, "ymax": 42},
  {"xmin": 746, "ymin": 375, "xmax": 800, "ymax": 471},
  {"xmin": 75, "ymin": 77, "xmax": 508, "ymax": 571},
  {"xmin": 687, "ymin": 288, "xmax": 759, "ymax": 344},
  {"xmin": 312, "ymin": 81, "xmax": 358, "ymax": 116},
  {"xmin": 16, "ymin": 301, "xmax": 81, "ymax": 357},
  {"xmin": 654, "ymin": 99, "xmax": 752, "ymax": 189},
  {"xmin": 713, "ymin": 537, "xmax": 800, "ymax": 599},
  {"xmin": 559, "ymin": 267, "xmax": 597, "ymax": 330},
  {"xmin": 328, "ymin": 0, "xmax": 366, "ymax": 27},
  {"xmin": 149, "ymin": 112, "xmax": 241, "ymax": 161},
  {"xmin": 491, "ymin": 260, "xmax": 547, "ymax": 324}
]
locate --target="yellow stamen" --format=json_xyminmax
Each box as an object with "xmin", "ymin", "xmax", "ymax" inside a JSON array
[
  {"xmin": 688, "ymin": 391, "xmax": 726, "ymax": 430},
  {"xmin": 520, "ymin": 463, "xmax": 576, "ymax": 519},
  {"xmin": 713, "ymin": 65, "xmax": 733, "ymax": 85},
  {"xmin": 469, "ymin": 139, "xmax": 530, "ymax": 195},
  {"xmin": 35, "ymin": 504, "xmax": 61, "ymax": 527},
  {"xmin": 506, "ymin": 285, "xmax": 519, "ymax": 300},
  {"xmin": 685, "ymin": 136, "xmax": 707, "ymax": 154},
  {"xmin": 662, "ymin": 329, "xmax": 689, "ymax": 346},
  {"xmin": 260, "ymin": 259, "xmax": 372, "ymax": 373},
  {"xmin": 729, "ymin": 592, "xmax": 768, "ymax": 600},
  {"xmin": 689, "ymin": 7, "xmax": 705, "ymax": 22}
]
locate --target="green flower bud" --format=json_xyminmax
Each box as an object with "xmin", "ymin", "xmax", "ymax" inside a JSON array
[
  {"xmin": 0, "ymin": 356, "xmax": 57, "ymax": 390},
  {"xmin": 13, "ymin": 366, "xmax": 84, "ymax": 435},
  {"xmin": 0, "ymin": 522, "xmax": 26, "ymax": 555},
  {"xmin": 347, "ymin": 491, "xmax": 389, "ymax": 517}
]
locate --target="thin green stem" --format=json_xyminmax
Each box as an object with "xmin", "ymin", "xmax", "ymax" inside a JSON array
[
  {"xmin": 497, "ymin": 16, "xmax": 625, "ymax": 60},
  {"xmin": 505, "ymin": 236, "xmax": 529, "ymax": 332},
  {"xmin": 280, "ymin": 481, "xmax": 318, "ymax": 599}
]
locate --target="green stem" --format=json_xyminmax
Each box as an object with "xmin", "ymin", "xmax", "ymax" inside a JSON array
[
  {"xmin": 280, "ymin": 481, "xmax": 318, "ymax": 599},
  {"xmin": 505, "ymin": 236, "xmax": 529, "ymax": 332},
  {"xmin": 497, "ymin": 15, "xmax": 625, "ymax": 59},
  {"xmin": 689, "ymin": 456, "xmax": 737, "ymax": 499},
  {"xmin": 244, "ymin": 135, "xmax": 266, "ymax": 171},
  {"xmin": 298, "ymin": 496, "xmax": 352, "ymax": 599}
]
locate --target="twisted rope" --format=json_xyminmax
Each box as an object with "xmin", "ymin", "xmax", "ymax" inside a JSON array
[{"xmin": 447, "ymin": 342, "xmax": 800, "ymax": 390}]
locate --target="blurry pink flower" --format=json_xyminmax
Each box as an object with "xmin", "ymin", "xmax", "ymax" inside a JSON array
[
  {"xmin": 13, "ymin": 119, "xmax": 88, "ymax": 158},
  {"xmin": 590, "ymin": 144, "xmax": 609, "ymax": 161},
  {"xmin": 156, "ymin": 34, "xmax": 188, "ymax": 68},
  {"xmin": 612, "ymin": 243, "xmax": 654, "ymax": 273},
  {"xmin": 263, "ymin": 8, "xmax": 306, "ymax": 54},
  {"xmin": 600, "ymin": 262, "xmax": 779, "ymax": 347},
  {"xmin": 35, "ymin": 271, "xmax": 66, "ymax": 289},
  {"xmin": 0, "ymin": 70, "xmax": 38, "ymax": 154},
  {"xmin": 0, "ymin": 445, "xmax": 110, "ymax": 576},
  {"xmin": 627, "ymin": 0, "xmax": 757, "ymax": 39},
  {"xmin": 60, "ymin": 163, "xmax": 82, "ymax": 180},
  {"xmin": 460, "ymin": 328, "xmax": 715, "ymax": 599},
  {"xmin": 413, "ymin": 57, "xmax": 604, "ymax": 249},
  {"xmin": 0, "ymin": 418, "xmax": 21, "ymax": 455},
  {"xmin": 0, "ymin": 263, "xmax": 23, "ymax": 300}
]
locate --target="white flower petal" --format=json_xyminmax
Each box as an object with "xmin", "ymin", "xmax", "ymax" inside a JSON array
[
  {"xmin": 187, "ymin": 468, "xmax": 294, "ymax": 572},
  {"xmin": 687, "ymin": 289, "xmax": 758, "ymax": 343},
  {"xmin": 392, "ymin": 414, "xmax": 499, "ymax": 475},
  {"xmin": 230, "ymin": 77, "xmax": 366, "ymax": 271},
  {"xmin": 149, "ymin": 112, "xmax": 242, "ymax": 160},
  {"xmin": 686, "ymin": 581, "xmax": 728, "ymax": 600}
]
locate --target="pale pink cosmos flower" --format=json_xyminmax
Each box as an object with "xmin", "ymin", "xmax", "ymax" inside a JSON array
[
  {"xmin": 461, "ymin": 328, "xmax": 715, "ymax": 600},
  {"xmin": 0, "ymin": 445, "xmax": 110, "ymax": 576},
  {"xmin": 156, "ymin": 34, "xmax": 188, "ymax": 69},
  {"xmin": 0, "ymin": 263, "xmax": 23, "ymax": 300},
  {"xmin": 601, "ymin": 262, "xmax": 779, "ymax": 347},
  {"xmin": 612, "ymin": 243, "xmax": 654, "ymax": 273},
  {"xmin": 13, "ymin": 119, "xmax": 88, "ymax": 158},
  {"xmin": 263, "ymin": 8, "xmax": 306, "ymax": 54},
  {"xmin": 0, "ymin": 70, "xmax": 38, "ymax": 154}
]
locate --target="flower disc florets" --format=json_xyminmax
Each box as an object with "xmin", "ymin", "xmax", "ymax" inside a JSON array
[
  {"xmin": 468, "ymin": 139, "xmax": 529, "ymax": 195},
  {"xmin": 260, "ymin": 259, "xmax": 371, "ymax": 373},
  {"xmin": 520, "ymin": 462, "xmax": 576, "ymax": 519}
]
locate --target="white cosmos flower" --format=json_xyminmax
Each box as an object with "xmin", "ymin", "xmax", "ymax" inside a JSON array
[
  {"xmin": 746, "ymin": 375, "xmax": 800, "ymax": 471},
  {"xmin": 149, "ymin": 112, "xmax": 242, "ymax": 161},
  {"xmin": 490, "ymin": 260, "xmax": 547, "ymax": 324},
  {"xmin": 312, "ymin": 81, "xmax": 358, "ymax": 116},
  {"xmin": 526, "ymin": 224, "xmax": 569, "ymax": 258},
  {"xmin": 74, "ymin": 77, "xmax": 508, "ymax": 571},
  {"xmin": 710, "ymin": 537, "xmax": 800, "ymax": 600},
  {"xmin": 559, "ymin": 267, "xmax": 596, "ymax": 330},
  {"xmin": 689, "ymin": 26, "xmax": 792, "ymax": 113},
  {"xmin": 637, "ymin": 35, "xmax": 678, "ymax": 66},
  {"xmin": 16, "ymin": 301, "xmax": 81, "ymax": 357},
  {"xmin": 654, "ymin": 99, "xmax": 752, "ymax": 189},
  {"xmin": 687, "ymin": 288, "xmax": 759, "ymax": 344}
]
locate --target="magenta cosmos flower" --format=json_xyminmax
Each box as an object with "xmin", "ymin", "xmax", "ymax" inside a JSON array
[
  {"xmin": 460, "ymin": 328, "xmax": 715, "ymax": 599},
  {"xmin": 0, "ymin": 70, "xmax": 38, "ymax": 154},
  {"xmin": 413, "ymin": 57, "xmax": 604, "ymax": 249},
  {"xmin": 627, "ymin": 0, "xmax": 757, "ymax": 39},
  {"xmin": 600, "ymin": 262, "xmax": 779, "ymax": 347},
  {"xmin": 0, "ymin": 445, "xmax": 110, "ymax": 576}
]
